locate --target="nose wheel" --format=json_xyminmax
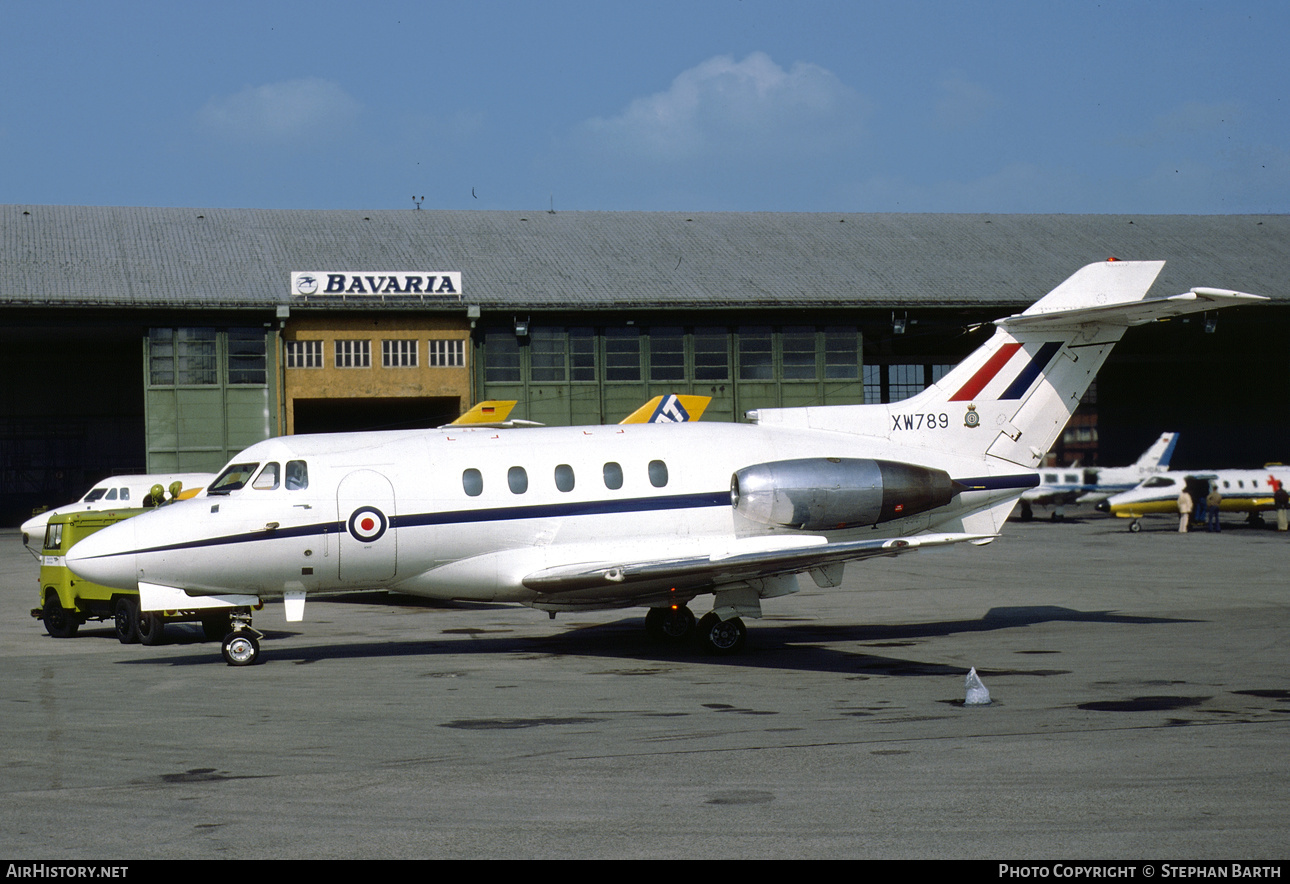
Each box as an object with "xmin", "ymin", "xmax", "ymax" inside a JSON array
[{"xmin": 220, "ymin": 610, "xmax": 262, "ymax": 666}]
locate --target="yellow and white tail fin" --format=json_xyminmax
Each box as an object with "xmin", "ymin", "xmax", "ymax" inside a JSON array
[{"xmin": 619, "ymin": 394, "xmax": 711, "ymax": 424}]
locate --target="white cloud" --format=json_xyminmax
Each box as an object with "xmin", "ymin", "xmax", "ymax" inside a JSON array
[
  {"xmin": 933, "ymin": 74, "xmax": 1000, "ymax": 131},
  {"xmin": 577, "ymin": 52, "xmax": 867, "ymax": 165},
  {"xmin": 197, "ymin": 78, "xmax": 361, "ymax": 144}
]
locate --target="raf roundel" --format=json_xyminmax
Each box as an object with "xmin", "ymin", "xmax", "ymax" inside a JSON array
[{"xmin": 347, "ymin": 506, "xmax": 388, "ymax": 543}]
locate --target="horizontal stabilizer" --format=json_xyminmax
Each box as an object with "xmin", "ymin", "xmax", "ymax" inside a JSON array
[
  {"xmin": 522, "ymin": 532, "xmax": 994, "ymax": 594},
  {"xmin": 1001, "ymin": 287, "xmax": 1266, "ymax": 332}
]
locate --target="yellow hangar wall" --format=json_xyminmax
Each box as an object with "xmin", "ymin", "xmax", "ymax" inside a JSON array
[{"xmin": 282, "ymin": 315, "xmax": 472, "ymax": 435}]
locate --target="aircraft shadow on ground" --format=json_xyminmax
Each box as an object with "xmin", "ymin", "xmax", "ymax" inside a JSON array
[{"xmin": 112, "ymin": 603, "xmax": 1198, "ymax": 677}]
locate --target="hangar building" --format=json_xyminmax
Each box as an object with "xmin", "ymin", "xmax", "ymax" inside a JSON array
[{"xmin": 2, "ymin": 204, "xmax": 1286, "ymax": 524}]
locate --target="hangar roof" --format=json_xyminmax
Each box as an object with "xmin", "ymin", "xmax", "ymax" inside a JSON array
[{"xmin": 2, "ymin": 204, "xmax": 1286, "ymax": 311}]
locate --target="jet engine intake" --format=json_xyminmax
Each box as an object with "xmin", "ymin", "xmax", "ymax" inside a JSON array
[{"xmin": 731, "ymin": 458, "xmax": 956, "ymax": 530}]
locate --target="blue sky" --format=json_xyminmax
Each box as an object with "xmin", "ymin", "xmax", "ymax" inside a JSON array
[{"xmin": 4, "ymin": 0, "xmax": 1287, "ymax": 213}]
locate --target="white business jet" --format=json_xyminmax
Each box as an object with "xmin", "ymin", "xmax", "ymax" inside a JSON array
[{"xmin": 64, "ymin": 261, "xmax": 1263, "ymax": 665}]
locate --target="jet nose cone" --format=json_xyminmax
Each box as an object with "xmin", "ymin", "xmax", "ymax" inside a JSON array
[
  {"xmin": 65, "ymin": 520, "xmax": 139, "ymax": 590},
  {"xmin": 1094, "ymin": 500, "xmax": 1110, "ymax": 513}
]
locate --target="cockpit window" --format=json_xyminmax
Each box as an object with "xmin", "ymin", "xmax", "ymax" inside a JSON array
[
  {"xmin": 285, "ymin": 460, "xmax": 308, "ymax": 490},
  {"xmin": 1142, "ymin": 476, "xmax": 1176, "ymax": 488},
  {"xmin": 106, "ymin": 488, "xmax": 118, "ymax": 500},
  {"xmin": 252, "ymin": 462, "xmax": 280, "ymax": 491},
  {"xmin": 84, "ymin": 488, "xmax": 107, "ymax": 502},
  {"xmin": 208, "ymin": 462, "xmax": 260, "ymax": 495}
]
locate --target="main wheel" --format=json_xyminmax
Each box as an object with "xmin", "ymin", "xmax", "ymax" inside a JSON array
[
  {"xmin": 43, "ymin": 593, "xmax": 79, "ymax": 639},
  {"xmin": 114, "ymin": 597, "xmax": 140, "ymax": 644},
  {"xmin": 1128, "ymin": 520, "xmax": 1142, "ymax": 533},
  {"xmin": 137, "ymin": 612, "xmax": 165, "ymax": 646},
  {"xmin": 645, "ymin": 605, "xmax": 695, "ymax": 643},
  {"xmin": 697, "ymin": 612, "xmax": 747, "ymax": 655},
  {"xmin": 222, "ymin": 632, "xmax": 260, "ymax": 666}
]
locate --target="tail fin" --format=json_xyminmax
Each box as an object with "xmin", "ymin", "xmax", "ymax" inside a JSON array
[
  {"xmin": 756, "ymin": 260, "xmax": 1263, "ymax": 470},
  {"xmin": 1134, "ymin": 432, "xmax": 1179, "ymax": 470},
  {"xmin": 619, "ymin": 394, "xmax": 711, "ymax": 424}
]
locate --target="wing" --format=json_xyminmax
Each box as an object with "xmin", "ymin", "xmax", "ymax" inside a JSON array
[{"xmin": 521, "ymin": 532, "xmax": 994, "ymax": 600}]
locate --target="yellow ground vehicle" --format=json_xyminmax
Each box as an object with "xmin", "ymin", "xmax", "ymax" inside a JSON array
[{"xmin": 31, "ymin": 509, "xmax": 230, "ymax": 644}]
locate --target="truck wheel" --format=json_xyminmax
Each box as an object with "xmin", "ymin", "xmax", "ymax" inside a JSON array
[
  {"xmin": 137, "ymin": 612, "xmax": 165, "ymax": 646},
  {"xmin": 114, "ymin": 597, "xmax": 140, "ymax": 644},
  {"xmin": 43, "ymin": 593, "xmax": 79, "ymax": 639}
]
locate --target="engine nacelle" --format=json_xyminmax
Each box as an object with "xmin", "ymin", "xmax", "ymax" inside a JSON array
[{"xmin": 731, "ymin": 458, "xmax": 956, "ymax": 530}]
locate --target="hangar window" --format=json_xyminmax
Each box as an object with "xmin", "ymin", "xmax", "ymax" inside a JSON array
[
  {"xmin": 484, "ymin": 331, "xmax": 521, "ymax": 383},
  {"xmin": 287, "ymin": 340, "xmax": 323, "ymax": 368},
  {"xmin": 693, "ymin": 328, "xmax": 729, "ymax": 381},
  {"xmin": 648, "ymin": 460, "xmax": 668, "ymax": 488},
  {"xmin": 570, "ymin": 328, "xmax": 596, "ymax": 381},
  {"xmin": 530, "ymin": 328, "xmax": 567, "ymax": 382},
  {"xmin": 382, "ymin": 339, "xmax": 418, "ymax": 368},
  {"xmin": 428, "ymin": 339, "xmax": 464, "ymax": 367},
  {"xmin": 738, "ymin": 327, "xmax": 773, "ymax": 380},
  {"xmin": 824, "ymin": 328, "xmax": 860, "ymax": 380},
  {"xmin": 462, "ymin": 468, "xmax": 483, "ymax": 497},
  {"xmin": 149, "ymin": 328, "xmax": 217, "ymax": 386},
  {"xmin": 335, "ymin": 340, "xmax": 371, "ymax": 368},
  {"xmin": 605, "ymin": 328, "xmax": 642, "ymax": 382},
  {"xmin": 603, "ymin": 462, "xmax": 624, "ymax": 490},
  {"xmin": 782, "ymin": 326, "xmax": 817, "ymax": 380},
  {"xmin": 228, "ymin": 329, "xmax": 267, "ymax": 384},
  {"xmin": 649, "ymin": 327, "xmax": 685, "ymax": 381},
  {"xmin": 554, "ymin": 464, "xmax": 575, "ymax": 492},
  {"xmin": 887, "ymin": 365, "xmax": 925, "ymax": 402},
  {"xmin": 508, "ymin": 466, "xmax": 529, "ymax": 494}
]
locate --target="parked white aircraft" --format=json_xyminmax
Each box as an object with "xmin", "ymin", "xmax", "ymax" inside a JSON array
[
  {"xmin": 20, "ymin": 473, "xmax": 213, "ymax": 555},
  {"xmin": 1017, "ymin": 432, "xmax": 1178, "ymax": 520},
  {"xmin": 1096, "ymin": 466, "xmax": 1290, "ymax": 531},
  {"xmin": 64, "ymin": 260, "xmax": 1263, "ymax": 665}
]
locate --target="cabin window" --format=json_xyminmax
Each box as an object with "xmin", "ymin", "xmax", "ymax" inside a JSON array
[
  {"xmin": 648, "ymin": 460, "xmax": 668, "ymax": 488},
  {"xmin": 1043, "ymin": 473, "xmax": 1058, "ymax": 483},
  {"xmin": 119, "ymin": 488, "xmax": 130, "ymax": 500},
  {"xmin": 252, "ymin": 462, "xmax": 280, "ymax": 491},
  {"xmin": 209, "ymin": 462, "xmax": 260, "ymax": 495},
  {"xmin": 603, "ymin": 462, "xmax": 623, "ymax": 490},
  {"xmin": 285, "ymin": 461, "xmax": 309, "ymax": 490},
  {"xmin": 554, "ymin": 464, "xmax": 575, "ymax": 492},
  {"xmin": 508, "ymin": 466, "xmax": 528, "ymax": 494},
  {"xmin": 462, "ymin": 469, "xmax": 483, "ymax": 497}
]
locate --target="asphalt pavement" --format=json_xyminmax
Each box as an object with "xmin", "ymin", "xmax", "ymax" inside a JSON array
[{"xmin": 1, "ymin": 509, "xmax": 1286, "ymax": 859}]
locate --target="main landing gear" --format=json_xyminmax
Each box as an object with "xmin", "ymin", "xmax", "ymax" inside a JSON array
[
  {"xmin": 220, "ymin": 610, "xmax": 263, "ymax": 666},
  {"xmin": 644, "ymin": 604, "xmax": 748, "ymax": 655}
]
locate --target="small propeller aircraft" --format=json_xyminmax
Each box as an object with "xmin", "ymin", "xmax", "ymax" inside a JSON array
[{"xmin": 64, "ymin": 260, "xmax": 1263, "ymax": 665}]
